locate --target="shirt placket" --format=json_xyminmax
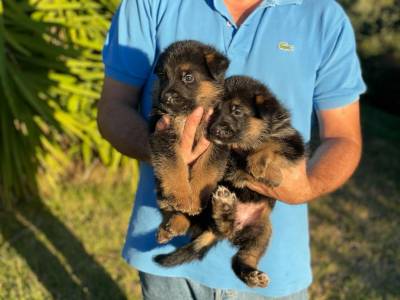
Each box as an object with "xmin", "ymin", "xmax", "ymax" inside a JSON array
[{"xmin": 213, "ymin": 0, "xmax": 271, "ymax": 56}]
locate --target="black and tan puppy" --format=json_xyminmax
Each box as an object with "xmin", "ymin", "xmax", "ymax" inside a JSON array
[
  {"xmin": 150, "ymin": 40, "xmax": 230, "ymax": 243},
  {"xmin": 154, "ymin": 76, "xmax": 305, "ymax": 288}
]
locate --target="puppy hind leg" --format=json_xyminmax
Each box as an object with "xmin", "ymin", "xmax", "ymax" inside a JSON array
[
  {"xmin": 154, "ymin": 230, "xmax": 218, "ymax": 267},
  {"xmin": 231, "ymin": 219, "xmax": 272, "ymax": 288},
  {"xmin": 157, "ymin": 212, "xmax": 191, "ymax": 244}
]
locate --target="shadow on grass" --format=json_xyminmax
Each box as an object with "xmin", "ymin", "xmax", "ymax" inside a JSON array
[
  {"xmin": 309, "ymin": 104, "xmax": 400, "ymax": 299},
  {"xmin": 0, "ymin": 201, "xmax": 127, "ymax": 300}
]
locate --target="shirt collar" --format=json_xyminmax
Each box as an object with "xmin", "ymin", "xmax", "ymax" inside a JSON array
[
  {"xmin": 212, "ymin": 0, "xmax": 303, "ymax": 24},
  {"xmin": 260, "ymin": 0, "xmax": 303, "ymax": 7},
  {"xmin": 214, "ymin": 0, "xmax": 303, "ymax": 10}
]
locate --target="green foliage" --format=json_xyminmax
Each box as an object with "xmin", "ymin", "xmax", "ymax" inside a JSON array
[
  {"xmin": 0, "ymin": 0, "xmax": 71, "ymax": 207},
  {"xmin": 340, "ymin": 0, "xmax": 400, "ymax": 60},
  {"xmin": 0, "ymin": 0, "xmax": 138, "ymax": 208},
  {"xmin": 339, "ymin": 0, "xmax": 400, "ymax": 114}
]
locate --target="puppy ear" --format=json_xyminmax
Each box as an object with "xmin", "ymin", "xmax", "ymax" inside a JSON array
[
  {"xmin": 204, "ymin": 49, "xmax": 229, "ymax": 81},
  {"xmin": 253, "ymin": 88, "xmax": 279, "ymax": 119}
]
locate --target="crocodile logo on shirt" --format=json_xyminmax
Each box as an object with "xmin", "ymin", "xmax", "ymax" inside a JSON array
[{"xmin": 278, "ymin": 41, "xmax": 295, "ymax": 52}]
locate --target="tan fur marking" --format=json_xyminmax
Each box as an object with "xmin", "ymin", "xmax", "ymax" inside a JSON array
[
  {"xmin": 197, "ymin": 81, "xmax": 221, "ymax": 108},
  {"xmin": 238, "ymin": 118, "xmax": 265, "ymax": 148},
  {"xmin": 179, "ymin": 63, "xmax": 192, "ymax": 71},
  {"xmin": 193, "ymin": 231, "xmax": 217, "ymax": 252},
  {"xmin": 232, "ymin": 98, "xmax": 242, "ymax": 106},
  {"xmin": 205, "ymin": 53, "xmax": 215, "ymax": 65},
  {"xmin": 255, "ymin": 95, "xmax": 264, "ymax": 105}
]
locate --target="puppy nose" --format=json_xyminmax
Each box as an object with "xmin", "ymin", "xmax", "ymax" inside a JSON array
[
  {"xmin": 163, "ymin": 92, "xmax": 177, "ymax": 104},
  {"xmin": 213, "ymin": 124, "xmax": 232, "ymax": 138}
]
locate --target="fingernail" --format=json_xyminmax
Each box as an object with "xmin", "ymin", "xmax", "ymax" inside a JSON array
[{"xmin": 193, "ymin": 107, "xmax": 204, "ymax": 117}]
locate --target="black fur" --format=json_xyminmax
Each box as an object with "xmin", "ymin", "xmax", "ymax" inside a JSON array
[{"xmin": 154, "ymin": 76, "xmax": 305, "ymax": 288}]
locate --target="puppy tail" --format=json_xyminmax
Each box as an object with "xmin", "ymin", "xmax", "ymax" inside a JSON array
[{"xmin": 154, "ymin": 231, "xmax": 218, "ymax": 267}]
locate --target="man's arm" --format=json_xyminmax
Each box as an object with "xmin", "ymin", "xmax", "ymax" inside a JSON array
[
  {"xmin": 247, "ymin": 100, "xmax": 362, "ymax": 204},
  {"xmin": 97, "ymin": 77, "xmax": 211, "ymax": 164},
  {"xmin": 97, "ymin": 77, "xmax": 151, "ymax": 162}
]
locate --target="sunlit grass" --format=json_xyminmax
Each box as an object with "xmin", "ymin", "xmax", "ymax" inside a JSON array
[{"xmin": 0, "ymin": 170, "xmax": 140, "ymax": 300}]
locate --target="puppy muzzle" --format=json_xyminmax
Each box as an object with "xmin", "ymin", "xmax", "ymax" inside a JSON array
[{"xmin": 208, "ymin": 123, "xmax": 235, "ymax": 142}]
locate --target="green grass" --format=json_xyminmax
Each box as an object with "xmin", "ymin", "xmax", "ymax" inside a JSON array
[
  {"xmin": 0, "ymin": 104, "xmax": 399, "ymax": 299},
  {"xmin": 0, "ymin": 176, "xmax": 141, "ymax": 300},
  {"xmin": 309, "ymin": 105, "xmax": 400, "ymax": 299}
]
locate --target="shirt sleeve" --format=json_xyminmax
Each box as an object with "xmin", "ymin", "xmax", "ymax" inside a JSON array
[
  {"xmin": 313, "ymin": 8, "xmax": 367, "ymax": 110},
  {"xmin": 102, "ymin": 0, "xmax": 157, "ymax": 87}
]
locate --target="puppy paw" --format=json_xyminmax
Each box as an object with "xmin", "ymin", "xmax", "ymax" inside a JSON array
[
  {"xmin": 156, "ymin": 226, "xmax": 174, "ymax": 244},
  {"xmin": 249, "ymin": 158, "xmax": 268, "ymax": 179},
  {"xmin": 212, "ymin": 186, "xmax": 237, "ymax": 214},
  {"xmin": 158, "ymin": 198, "xmax": 174, "ymax": 211},
  {"xmin": 156, "ymin": 222, "xmax": 182, "ymax": 244},
  {"xmin": 156, "ymin": 213, "xmax": 191, "ymax": 244},
  {"xmin": 158, "ymin": 196, "xmax": 195, "ymax": 215},
  {"xmin": 256, "ymin": 176, "xmax": 281, "ymax": 188},
  {"xmin": 244, "ymin": 270, "xmax": 270, "ymax": 288},
  {"xmin": 250, "ymin": 164, "xmax": 282, "ymax": 188}
]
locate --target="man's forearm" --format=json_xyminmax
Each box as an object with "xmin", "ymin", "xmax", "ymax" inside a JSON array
[
  {"xmin": 98, "ymin": 104, "xmax": 151, "ymax": 162},
  {"xmin": 97, "ymin": 78, "xmax": 151, "ymax": 162},
  {"xmin": 97, "ymin": 101, "xmax": 151, "ymax": 162},
  {"xmin": 307, "ymin": 136, "xmax": 362, "ymax": 199}
]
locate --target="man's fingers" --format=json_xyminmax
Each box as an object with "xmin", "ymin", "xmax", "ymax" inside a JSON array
[
  {"xmin": 180, "ymin": 107, "xmax": 204, "ymax": 150},
  {"xmin": 155, "ymin": 115, "xmax": 170, "ymax": 131},
  {"xmin": 191, "ymin": 137, "xmax": 211, "ymax": 159}
]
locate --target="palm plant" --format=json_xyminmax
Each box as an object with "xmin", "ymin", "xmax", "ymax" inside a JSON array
[
  {"xmin": 1, "ymin": 0, "xmax": 137, "ymax": 208},
  {"xmin": 1, "ymin": 0, "xmax": 70, "ymax": 207}
]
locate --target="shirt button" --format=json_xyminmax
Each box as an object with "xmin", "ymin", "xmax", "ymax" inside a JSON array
[{"xmin": 226, "ymin": 21, "xmax": 232, "ymax": 27}]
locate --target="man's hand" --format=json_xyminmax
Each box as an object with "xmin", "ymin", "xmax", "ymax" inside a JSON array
[
  {"xmin": 246, "ymin": 100, "xmax": 362, "ymax": 205},
  {"xmin": 156, "ymin": 107, "xmax": 213, "ymax": 165},
  {"xmin": 247, "ymin": 158, "xmax": 314, "ymax": 204}
]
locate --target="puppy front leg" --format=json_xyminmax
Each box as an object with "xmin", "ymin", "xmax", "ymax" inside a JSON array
[
  {"xmin": 156, "ymin": 151, "xmax": 194, "ymax": 213},
  {"xmin": 247, "ymin": 147, "xmax": 283, "ymax": 187},
  {"xmin": 151, "ymin": 128, "xmax": 193, "ymax": 214},
  {"xmin": 189, "ymin": 145, "xmax": 228, "ymax": 214}
]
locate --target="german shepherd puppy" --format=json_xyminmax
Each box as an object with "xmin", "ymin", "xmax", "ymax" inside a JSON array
[
  {"xmin": 154, "ymin": 76, "xmax": 305, "ymax": 288},
  {"xmin": 150, "ymin": 40, "xmax": 230, "ymax": 243}
]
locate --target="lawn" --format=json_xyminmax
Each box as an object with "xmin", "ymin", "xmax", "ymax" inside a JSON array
[{"xmin": 0, "ymin": 104, "xmax": 399, "ymax": 299}]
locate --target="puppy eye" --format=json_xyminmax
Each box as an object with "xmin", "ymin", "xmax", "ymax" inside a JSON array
[
  {"xmin": 231, "ymin": 105, "xmax": 243, "ymax": 117},
  {"xmin": 182, "ymin": 73, "xmax": 194, "ymax": 84}
]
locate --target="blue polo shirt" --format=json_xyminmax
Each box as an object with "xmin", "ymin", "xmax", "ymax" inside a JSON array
[{"xmin": 103, "ymin": 0, "xmax": 366, "ymax": 297}]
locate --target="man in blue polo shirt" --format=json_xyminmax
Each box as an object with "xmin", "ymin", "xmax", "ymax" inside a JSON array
[{"xmin": 98, "ymin": 0, "xmax": 366, "ymax": 299}]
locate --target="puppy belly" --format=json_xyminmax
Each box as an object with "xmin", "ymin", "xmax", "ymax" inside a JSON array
[{"xmin": 234, "ymin": 202, "xmax": 268, "ymax": 231}]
